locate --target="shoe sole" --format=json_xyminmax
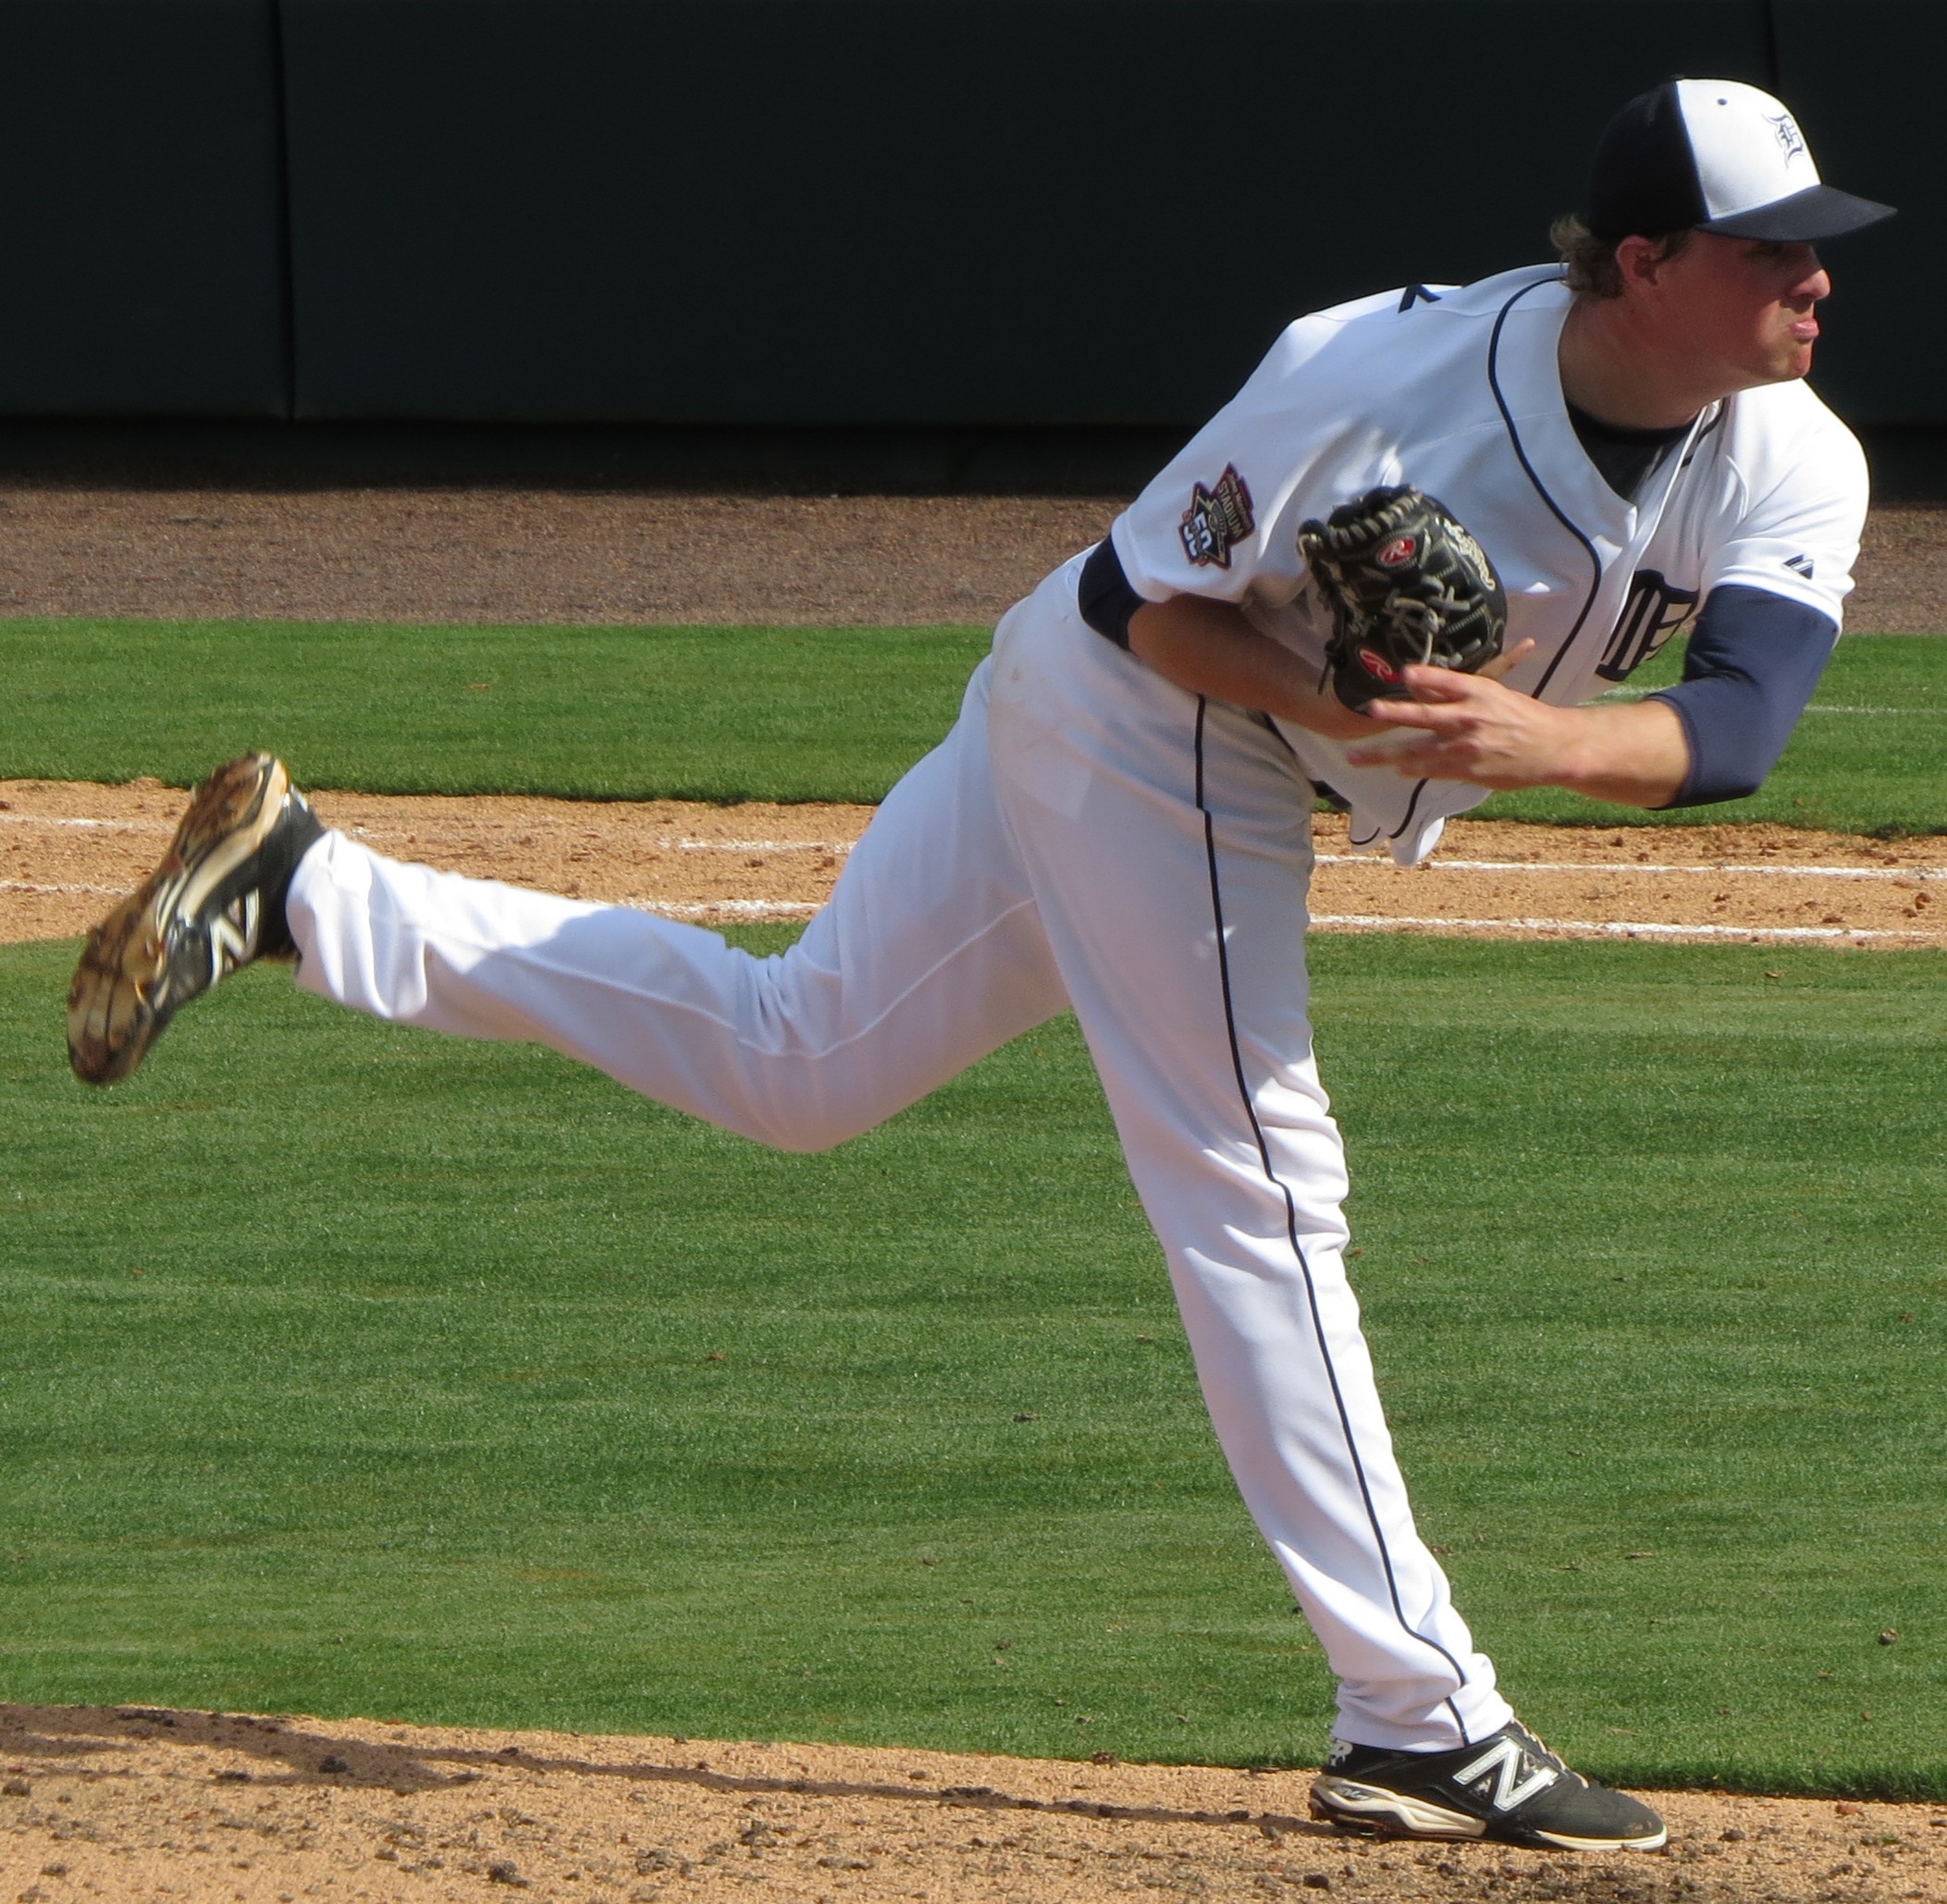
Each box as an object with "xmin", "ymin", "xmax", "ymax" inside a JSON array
[
  {"xmin": 1310, "ymin": 1778, "xmax": 1668, "ymax": 1853},
  {"xmin": 67, "ymin": 754, "xmax": 290, "ymax": 1086}
]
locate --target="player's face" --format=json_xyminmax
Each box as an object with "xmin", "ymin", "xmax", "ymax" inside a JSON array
[{"xmin": 1656, "ymin": 233, "xmax": 1831, "ymax": 393}]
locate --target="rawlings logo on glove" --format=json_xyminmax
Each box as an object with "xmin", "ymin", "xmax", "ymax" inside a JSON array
[{"xmin": 1298, "ymin": 486, "xmax": 1508, "ymax": 714}]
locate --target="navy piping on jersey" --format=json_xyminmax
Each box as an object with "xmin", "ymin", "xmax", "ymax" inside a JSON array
[
  {"xmin": 1485, "ymin": 276, "xmax": 1605, "ymax": 700},
  {"xmin": 1677, "ymin": 401, "xmax": 1727, "ymax": 473},
  {"xmin": 1386, "ymin": 774, "xmax": 1433, "ymax": 843},
  {"xmin": 1193, "ymin": 695, "xmax": 1475, "ymax": 1743}
]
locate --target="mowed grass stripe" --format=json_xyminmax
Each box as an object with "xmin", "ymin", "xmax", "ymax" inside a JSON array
[
  {"xmin": 0, "ymin": 619, "xmax": 1943, "ymax": 830},
  {"xmin": 0, "ymin": 620, "xmax": 992, "ymax": 805},
  {"xmin": 2, "ymin": 928, "xmax": 1941, "ymax": 1796}
]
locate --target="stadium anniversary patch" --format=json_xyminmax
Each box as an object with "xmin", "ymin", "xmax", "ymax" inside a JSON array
[{"xmin": 1179, "ymin": 465, "xmax": 1255, "ymax": 569}]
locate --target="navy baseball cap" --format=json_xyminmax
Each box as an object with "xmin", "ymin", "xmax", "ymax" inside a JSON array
[{"xmin": 1587, "ymin": 79, "xmax": 1895, "ymax": 243}]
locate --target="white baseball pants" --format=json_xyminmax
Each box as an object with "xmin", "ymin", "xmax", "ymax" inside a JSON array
[{"xmin": 287, "ymin": 558, "xmax": 1512, "ymax": 1751}]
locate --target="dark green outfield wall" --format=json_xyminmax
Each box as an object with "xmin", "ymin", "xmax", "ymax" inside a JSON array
[
  {"xmin": 0, "ymin": 0, "xmax": 290, "ymax": 415},
  {"xmin": 0, "ymin": 0, "xmax": 1929, "ymax": 426},
  {"xmin": 278, "ymin": 0, "xmax": 1776, "ymax": 424},
  {"xmin": 1770, "ymin": 2, "xmax": 1933, "ymax": 428}
]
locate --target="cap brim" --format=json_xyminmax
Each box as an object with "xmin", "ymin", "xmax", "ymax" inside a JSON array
[{"xmin": 1701, "ymin": 183, "xmax": 1896, "ymax": 241}]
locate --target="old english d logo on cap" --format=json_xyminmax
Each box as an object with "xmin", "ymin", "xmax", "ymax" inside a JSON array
[{"xmin": 1586, "ymin": 78, "xmax": 1895, "ymax": 244}]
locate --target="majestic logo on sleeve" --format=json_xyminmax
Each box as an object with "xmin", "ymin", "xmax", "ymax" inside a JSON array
[
  {"xmin": 1178, "ymin": 465, "xmax": 1255, "ymax": 569},
  {"xmin": 1597, "ymin": 569, "xmax": 1700, "ymax": 682}
]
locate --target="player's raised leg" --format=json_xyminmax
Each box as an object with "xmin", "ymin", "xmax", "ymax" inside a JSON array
[{"xmin": 68, "ymin": 662, "xmax": 1068, "ymax": 1153}]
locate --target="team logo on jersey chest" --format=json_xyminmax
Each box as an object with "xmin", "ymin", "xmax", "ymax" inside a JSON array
[
  {"xmin": 1179, "ymin": 465, "xmax": 1255, "ymax": 569},
  {"xmin": 1597, "ymin": 569, "xmax": 1700, "ymax": 682}
]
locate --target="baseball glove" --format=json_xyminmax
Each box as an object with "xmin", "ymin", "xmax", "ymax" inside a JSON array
[{"xmin": 1298, "ymin": 486, "xmax": 1507, "ymax": 713}]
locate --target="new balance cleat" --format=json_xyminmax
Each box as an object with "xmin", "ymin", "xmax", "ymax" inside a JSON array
[
  {"xmin": 67, "ymin": 753, "xmax": 324, "ymax": 1086},
  {"xmin": 1310, "ymin": 1720, "xmax": 1667, "ymax": 1852}
]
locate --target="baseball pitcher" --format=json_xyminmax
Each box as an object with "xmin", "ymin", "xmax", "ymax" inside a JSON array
[{"xmin": 68, "ymin": 80, "xmax": 1892, "ymax": 1854}]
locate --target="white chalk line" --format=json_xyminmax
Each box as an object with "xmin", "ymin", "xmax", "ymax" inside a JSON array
[
  {"xmin": 1592, "ymin": 692, "xmax": 1915, "ymax": 716},
  {"xmin": 645, "ymin": 902, "xmax": 1937, "ymax": 940},
  {"xmin": 630, "ymin": 899, "xmax": 820, "ymax": 919},
  {"xmin": 0, "ymin": 878, "xmax": 824, "ymax": 920},
  {"xmin": 0, "ymin": 813, "xmax": 170, "ymax": 832},
  {"xmin": 0, "ymin": 878, "xmax": 128, "ymax": 897},
  {"xmin": 3, "ymin": 875, "xmax": 1932, "ymax": 943},
  {"xmin": 1315, "ymin": 854, "xmax": 1945, "ymax": 881},
  {"xmin": 1312, "ymin": 914, "xmax": 1931, "ymax": 942},
  {"xmin": 0, "ymin": 806, "xmax": 1927, "ymax": 881},
  {"xmin": 31, "ymin": 816, "xmax": 1926, "ymax": 879},
  {"xmin": 665, "ymin": 838, "xmax": 852, "ymax": 854}
]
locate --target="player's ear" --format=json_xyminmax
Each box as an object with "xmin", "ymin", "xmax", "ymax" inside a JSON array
[
  {"xmin": 1613, "ymin": 234, "xmax": 1666, "ymax": 293},
  {"xmin": 1616, "ymin": 229, "xmax": 1692, "ymax": 295}
]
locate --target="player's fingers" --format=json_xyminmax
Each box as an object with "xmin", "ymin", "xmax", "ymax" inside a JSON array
[
  {"xmin": 1396, "ymin": 666, "xmax": 1482, "ymax": 703},
  {"xmin": 1476, "ymin": 638, "xmax": 1538, "ymax": 683},
  {"xmin": 1399, "ymin": 644, "xmax": 1537, "ymax": 700},
  {"xmin": 1354, "ymin": 698, "xmax": 1451, "ymax": 732}
]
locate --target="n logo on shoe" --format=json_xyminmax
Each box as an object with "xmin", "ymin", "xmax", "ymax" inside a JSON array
[
  {"xmin": 1452, "ymin": 1737, "xmax": 1559, "ymax": 1812},
  {"xmin": 206, "ymin": 895, "xmax": 260, "ymax": 977}
]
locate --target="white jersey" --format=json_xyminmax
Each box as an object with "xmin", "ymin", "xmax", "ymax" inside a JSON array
[{"xmin": 1108, "ymin": 264, "xmax": 1868, "ymax": 862}]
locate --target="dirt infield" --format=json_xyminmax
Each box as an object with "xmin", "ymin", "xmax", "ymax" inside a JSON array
[
  {"xmin": 7, "ymin": 778, "xmax": 1947, "ymax": 952},
  {"xmin": 5, "ymin": 1704, "xmax": 1945, "ymax": 1904},
  {"xmin": 0, "ymin": 487, "xmax": 1941, "ymax": 632}
]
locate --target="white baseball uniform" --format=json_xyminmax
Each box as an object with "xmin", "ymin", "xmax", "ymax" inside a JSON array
[{"xmin": 284, "ymin": 262, "xmax": 1866, "ymax": 1751}]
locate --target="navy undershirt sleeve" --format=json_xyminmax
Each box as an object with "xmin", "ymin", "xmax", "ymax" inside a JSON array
[
  {"xmin": 1078, "ymin": 536, "xmax": 1145, "ymax": 649},
  {"xmin": 1648, "ymin": 583, "xmax": 1838, "ymax": 807}
]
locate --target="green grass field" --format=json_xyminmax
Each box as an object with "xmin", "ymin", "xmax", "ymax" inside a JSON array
[
  {"xmin": 0, "ymin": 618, "xmax": 1942, "ymax": 830},
  {"xmin": 1, "ymin": 618, "xmax": 1943, "ymax": 1799},
  {"xmin": 0, "ymin": 619, "xmax": 992, "ymax": 805},
  {"xmin": 2, "ymin": 930, "xmax": 1941, "ymax": 1798}
]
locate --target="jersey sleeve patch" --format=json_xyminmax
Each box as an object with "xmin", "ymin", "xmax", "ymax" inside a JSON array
[{"xmin": 1178, "ymin": 465, "xmax": 1255, "ymax": 569}]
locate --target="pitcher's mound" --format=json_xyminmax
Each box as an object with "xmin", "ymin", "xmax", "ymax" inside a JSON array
[{"xmin": 3, "ymin": 1704, "xmax": 1940, "ymax": 1901}]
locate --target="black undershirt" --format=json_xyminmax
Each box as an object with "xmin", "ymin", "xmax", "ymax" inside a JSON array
[{"xmin": 1566, "ymin": 400, "xmax": 1693, "ymax": 499}]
